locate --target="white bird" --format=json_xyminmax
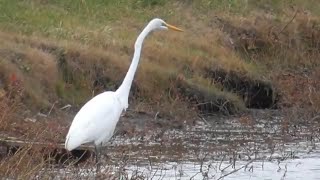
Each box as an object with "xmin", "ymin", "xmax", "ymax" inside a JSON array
[{"xmin": 65, "ymin": 18, "xmax": 183, "ymax": 171}]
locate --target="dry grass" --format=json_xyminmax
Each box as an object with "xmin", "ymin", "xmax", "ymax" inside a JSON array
[
  {"xmin": 0, "ymin": 94, "xmax": 86, "ymax": 179},
  {"xmin": 0, "ymin": 29, "xmax": 253, "ymax": 116},
  {"xmin": 223, "ymin": 10, "xmax": 320, "ymax": 112},
  {"xmin": 0, "ymin": 1, "xmax": 319, "ymax": 116}
]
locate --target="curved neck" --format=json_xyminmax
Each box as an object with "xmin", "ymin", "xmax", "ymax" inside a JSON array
[{"xmin": 116, "ymin": 25, "xmax": 152, "ymax": 108}]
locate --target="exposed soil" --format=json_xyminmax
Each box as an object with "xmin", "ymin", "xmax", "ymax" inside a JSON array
[{"xmin": 205, "ymin": 68, "xmax": 277, "ymax": 109}]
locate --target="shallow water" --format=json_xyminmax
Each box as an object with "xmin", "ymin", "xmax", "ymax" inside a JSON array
[
  {"xmin": 122, "ymin": 156, "xmax": 320, "ymax": 180},
  {"xmin": 61, "ymin": 110, "xmax": 320, "ymax": 179}
]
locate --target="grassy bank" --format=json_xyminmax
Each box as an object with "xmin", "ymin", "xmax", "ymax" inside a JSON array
[{"xmin": 0, "ymin": 0, "xmax": 319, "ymax": 116}]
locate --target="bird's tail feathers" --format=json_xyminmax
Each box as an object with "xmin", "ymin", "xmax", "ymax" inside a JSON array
[{"xmin": 65, "ymin": 133, "xmax": 85, "ymax": 151}]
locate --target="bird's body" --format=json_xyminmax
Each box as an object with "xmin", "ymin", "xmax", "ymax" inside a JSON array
[
  {"xmin": 64, "ymin": 18, "xmax": 182, "ymax": 171},
  {"xmin": 65, "ymin": 91, "xmax": 123, "ymax": 151}
]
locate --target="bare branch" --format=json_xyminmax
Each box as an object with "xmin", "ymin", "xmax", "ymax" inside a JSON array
[
  {"xmin": 279, "ymin": 9, "xmax": 299, "ymax": 34},
  {"xmin": 217, "ymin": 160, "xmax": 254, "ymax": 180}
]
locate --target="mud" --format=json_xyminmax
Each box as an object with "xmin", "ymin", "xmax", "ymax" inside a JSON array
[{"xmin": 205, "ymin": 69, "xmax": 277, "ymax": 109}]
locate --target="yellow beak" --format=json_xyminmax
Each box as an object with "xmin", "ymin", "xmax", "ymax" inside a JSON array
[{"xmin": 165, "ymin": 23, "xmax": 184, "ymax": 32}]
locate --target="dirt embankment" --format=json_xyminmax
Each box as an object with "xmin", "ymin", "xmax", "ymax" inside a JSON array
[{"xmin": 0, "ymin": 11, "xmax": 319, "ymax": 123}]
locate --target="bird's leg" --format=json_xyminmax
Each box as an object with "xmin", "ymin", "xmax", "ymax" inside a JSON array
[{"xmin": 94, "ymin": 145, "xmax": 102, "ymax": 174}]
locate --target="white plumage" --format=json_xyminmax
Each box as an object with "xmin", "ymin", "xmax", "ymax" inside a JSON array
[{"xmin": 65, "ymin": 92, "xmax": 122, "ymax": 151}]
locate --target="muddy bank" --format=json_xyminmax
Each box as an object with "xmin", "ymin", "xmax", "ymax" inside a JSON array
[
  {"xmin": 1, "ymin": 108, "xmax": 317, "ymax": 163},
  {"xmin": 0, "ymin": 108, "xmax": 316, "ymax": 179}
]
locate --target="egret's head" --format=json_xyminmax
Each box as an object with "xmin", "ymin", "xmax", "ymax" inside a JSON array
[{"xmin": 149, "ymin": 18, "xmax": 183, "ymax": 32}]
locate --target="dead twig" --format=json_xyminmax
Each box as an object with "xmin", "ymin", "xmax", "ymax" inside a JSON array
[
  {"xmin": 198, "ymin": 115, "xmax": 210, "ymax": 126},
  {"xmin": 219, "ymin": 155, "xmax": 225, "ymax": 171},
  {"xmin": 189, "ymin": 172, "xmax": 201, "ymax": 180},
  {"xmin": 47, "ymin": 101, "xmax": 58, "ymax": 117},
  {"xmin": 220, "ymin": 163, "xmax": 232, "ymax": 172},
  {"xmin": 308, "ymin": 86, "xmax": 315, "ymax": 106},
  {"xmin": 60, "ymin": 104, "xmax": 71, "ymax": 110},
  {"xmin": 311, "ymin": 115, "xmax": 320, "ymax": 122},
  {"xmin": 278, "ymin": 9, "xmax": 299, "ymax": 35},
  {"xmin": 154, "ymin": 111, "xmax": 159, "ymax": 120},
  {"xmin": 217, "ymin": 160, "xmax": 254, "ymax": 180},
  {"xmin": 281, "ymin": 164, "xmax": 288, "ymax": 180}
]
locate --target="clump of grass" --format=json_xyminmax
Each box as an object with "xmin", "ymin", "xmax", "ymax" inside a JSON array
[
  {"xmin": 0, "ymin": 93, "xmax": 87, "ymax": 178},
  {"xmin": 0, "ymin": 145, "xmax": 48, "ymax": 179}
]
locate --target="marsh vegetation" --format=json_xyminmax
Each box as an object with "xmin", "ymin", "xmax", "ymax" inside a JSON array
[{"xmin": 0, "ymin": 0, "xmax": 319, "ymax": 179}]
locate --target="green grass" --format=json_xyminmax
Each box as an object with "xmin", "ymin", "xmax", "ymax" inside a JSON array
[
  {"xmin": 0, "ymin": 0, "xmax": 318, "ymax": 44},
  {"xmin": 0, "ymin": 0, "xmax": 172, "ymax": 40},
  {"xmin": 0, "ymin": 0, "xmax": 318, "ymax": 39}
]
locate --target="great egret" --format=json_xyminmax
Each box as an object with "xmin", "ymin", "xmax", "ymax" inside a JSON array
[{"xmin": 65, "ymin": 18, "xmax": 183, "ymax": 171}]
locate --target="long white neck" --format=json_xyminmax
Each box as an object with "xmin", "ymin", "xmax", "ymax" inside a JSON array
[{"xmin": 115, "ymin": 24, "xmax": 153, "ymax": 110}]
